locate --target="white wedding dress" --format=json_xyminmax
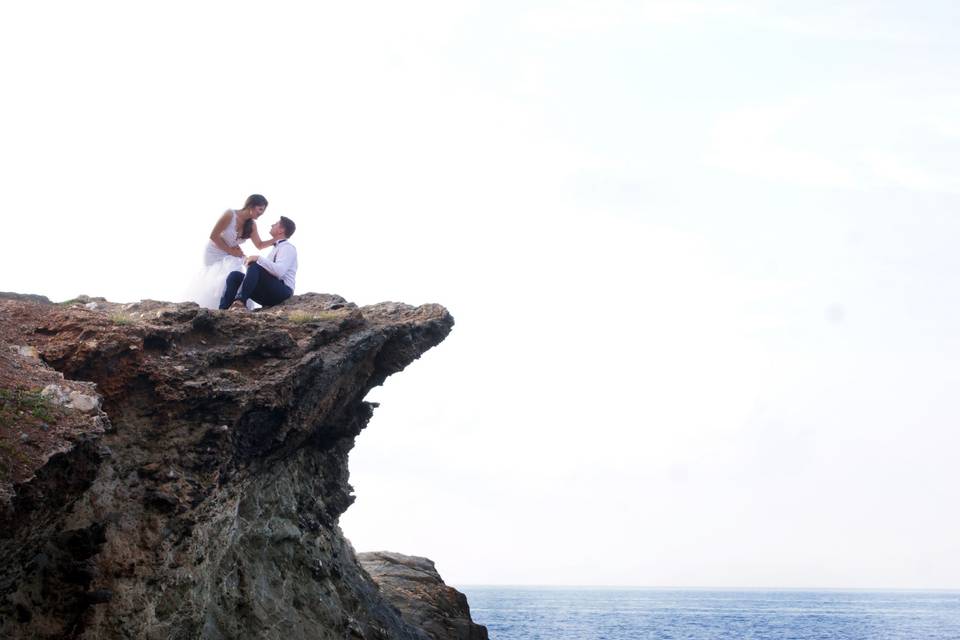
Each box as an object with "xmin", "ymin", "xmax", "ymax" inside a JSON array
[{"xmin": 184, "ymin": 210, "xmax": 246, "ymax": 309}]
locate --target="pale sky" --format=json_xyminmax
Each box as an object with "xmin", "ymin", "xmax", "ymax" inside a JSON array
[{"xmin": 2, "ymin": 1, "xmax": 959, "ymax": 589}]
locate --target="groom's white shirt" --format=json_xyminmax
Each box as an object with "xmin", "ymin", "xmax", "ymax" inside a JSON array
[{"xmin": 255, "ymin": 239, "xmax": 298, "ymax": 291}]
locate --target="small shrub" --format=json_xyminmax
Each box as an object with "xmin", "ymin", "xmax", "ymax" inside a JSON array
[
  {"xmin": 288, "ymin": 310, "xmax": 344, "ymax": 324},
  {"xmin": 0, "ymin": 388, "xmax": 57, "ymax": 428}
]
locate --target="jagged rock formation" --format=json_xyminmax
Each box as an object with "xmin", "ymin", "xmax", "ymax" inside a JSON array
[
  {"xmin": 0, "ymin": 293, "xmax": 481, "ymax": 640},
  {"xmin": 358, "ymin": 553, "xmax": 487, "ymax": 640}
]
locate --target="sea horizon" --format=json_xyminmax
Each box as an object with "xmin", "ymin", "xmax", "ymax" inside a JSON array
[
  {"xmin": 458, "ymin": 586, "xmax": 960, "ymax": 639},
  {"xmin": 458, "ymin": 584, "xmax": 960, "ymax": 593}
]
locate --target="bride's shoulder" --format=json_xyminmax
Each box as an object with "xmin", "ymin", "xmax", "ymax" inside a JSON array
[{"xmin": 211, "ymin": 209, "xmax": 235, "ymax": 230}]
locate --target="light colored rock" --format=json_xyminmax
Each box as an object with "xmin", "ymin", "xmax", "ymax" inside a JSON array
[
  {"xmin": 40, "ymin": 384, "xmax": 101, "ymax": 414},
  {"xmin": 41, "ymin": 383, "xmax": 70, "ymax": 405},
  {"xmin": 68, "ymin": 390, "xmax": 100, "ymax": 413},
  {"xmin": 15, "ymin": 345, "xmax": 39, "ymax": 359}
]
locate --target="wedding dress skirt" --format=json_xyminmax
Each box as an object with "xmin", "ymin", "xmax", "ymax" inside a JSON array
[
  {"xmin": 185, "ymin": 211, "xmax": 255, "ymax": 309},
  {"xmin": 184, "ymin": 252, "xmax": 245, "ymax": 310}
]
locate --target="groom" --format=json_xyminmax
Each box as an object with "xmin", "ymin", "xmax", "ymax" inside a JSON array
[{"xmin": 219, "ymin": 216, "xmax": 298, "ymax": 310}]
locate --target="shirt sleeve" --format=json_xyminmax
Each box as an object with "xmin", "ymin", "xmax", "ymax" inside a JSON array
[{"xmin": 256, "ymin": 244, "xmax": 297, "ymax": 281}]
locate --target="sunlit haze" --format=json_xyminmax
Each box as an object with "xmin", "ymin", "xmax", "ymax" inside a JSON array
[{"xmin": 2, "ymin": 1, "xmax": 959, "ymax": 588}]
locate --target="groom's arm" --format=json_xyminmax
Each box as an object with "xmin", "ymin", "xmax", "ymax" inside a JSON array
[{"xmin": 255, "ymin": 245, "xmax": 297, "ymax": 281}]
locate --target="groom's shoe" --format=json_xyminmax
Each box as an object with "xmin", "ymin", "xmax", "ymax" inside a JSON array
[{"xmin": 228, "ymin": 299, "xmax": 247, "ymax": 312}]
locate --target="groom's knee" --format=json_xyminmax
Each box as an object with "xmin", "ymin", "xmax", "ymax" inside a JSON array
[{"xmin": 226, "ymin": 271, "xmax": 244, "ymax": 287}]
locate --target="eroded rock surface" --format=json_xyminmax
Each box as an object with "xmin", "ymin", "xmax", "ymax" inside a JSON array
[
  {"xmin": 358, "ymin": 552, "xmax": 487, "ymax": 640},
  {"xmin": 0, "ymin": 293, "xmax": 456, "ymax": 639}
]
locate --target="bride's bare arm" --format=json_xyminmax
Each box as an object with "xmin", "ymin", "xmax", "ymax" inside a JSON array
[
  {"xmin": 210, "ymin": 211, "xmax": 244, "ymax": 257},
  {"xmin": 248, "ymin": 223, "xmax": 276, "ymax": 250}
]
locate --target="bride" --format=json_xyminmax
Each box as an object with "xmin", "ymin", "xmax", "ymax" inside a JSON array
[{"xmin": 187, "ymin": 194, "xmax": 276, "ymax": 309}]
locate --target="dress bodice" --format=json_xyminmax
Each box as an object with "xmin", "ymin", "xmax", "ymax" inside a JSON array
[
  {"xmin": 220, "ymin": 210, "xmax": 240, "ymax": 248},
  {"xmin": 203, "ymin": 209, "xmax": 244, "ymax": 267}
]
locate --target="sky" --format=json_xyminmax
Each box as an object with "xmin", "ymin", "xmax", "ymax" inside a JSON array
[{"xmin": 2, "ymin": 1, "xmax": 959, "ymax": 589}]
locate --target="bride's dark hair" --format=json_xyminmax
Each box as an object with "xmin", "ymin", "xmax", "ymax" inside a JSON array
[{"xmin": 240, "ymin": 194, "xmax": 268, "ymax": 240}]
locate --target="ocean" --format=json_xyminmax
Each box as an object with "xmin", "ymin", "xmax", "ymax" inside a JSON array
[{"xmin": 458, "ymin": 587, "xmax": 960, "ymax": 639}]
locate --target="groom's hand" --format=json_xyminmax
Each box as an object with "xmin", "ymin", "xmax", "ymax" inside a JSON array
[{"xmin": 244, "ymin": 255, "xmax": 259, "ymax": 266}]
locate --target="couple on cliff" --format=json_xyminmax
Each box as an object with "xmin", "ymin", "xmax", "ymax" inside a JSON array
[{"xmin": 186, "ymin": 194, "xmax": 299, "ymax": 311}]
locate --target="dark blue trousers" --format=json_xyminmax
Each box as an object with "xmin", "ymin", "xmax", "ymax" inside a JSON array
[{"xmin": 218, "ymin": 263, "xmax": 292, "ymax": 309}]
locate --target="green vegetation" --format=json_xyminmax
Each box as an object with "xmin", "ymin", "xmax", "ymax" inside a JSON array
[
  {"xmin": 0, "ymin": 388, "xmax": 60, "ymax": 482},
  {"xmin": 110, "ymin": 313, "xmax": 134, "ymax": 325},
  {"xmin": 288, "ymin": 310, "xmax": 345, "ymax": 324},
  {"xmin": 0, "ymin": 388, "xmax": 57, "ymax": 428}
]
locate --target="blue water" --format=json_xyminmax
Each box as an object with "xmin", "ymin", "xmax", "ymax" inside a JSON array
[{"xmin": 459, "ymin": 587, "xmax": 960, "ymax": 639}]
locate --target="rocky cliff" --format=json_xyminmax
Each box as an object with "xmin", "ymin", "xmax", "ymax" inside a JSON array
[
  {"xmin": 358, "ymin": 553, "xmax": 487, "ymax": 640},
  {"xmin": 0, "ymin": 293, "xmax": 485, "ymax": 640}
]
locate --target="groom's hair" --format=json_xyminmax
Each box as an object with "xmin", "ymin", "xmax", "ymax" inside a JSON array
[{"xmin": 279, "ymin": 216, "xmax": 296, "ymax": 238}]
